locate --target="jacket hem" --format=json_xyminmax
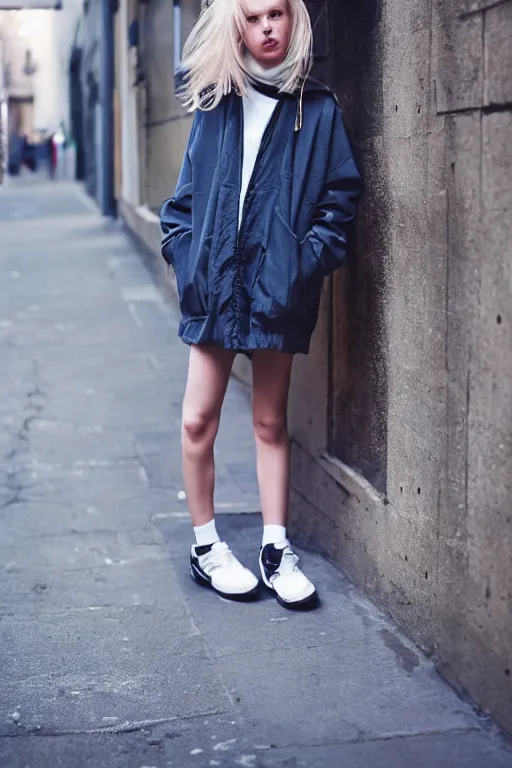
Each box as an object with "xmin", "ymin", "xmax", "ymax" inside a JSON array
[{"xmin": 179, "ymin": 316, "xmax": 311, "ymax": 355}]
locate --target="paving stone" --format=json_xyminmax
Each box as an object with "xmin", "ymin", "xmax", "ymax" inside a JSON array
[
  {"xmin": 254, "ymin": 731, "xmax": 512, "ymax": 768},
  {"xmin": 0, "ymin": 558, "xmax": 189, "ymax": 616}
]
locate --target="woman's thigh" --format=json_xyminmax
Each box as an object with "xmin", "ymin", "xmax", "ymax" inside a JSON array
[
  {"xmin": 252, "ymin": 350, "xmax": 294, "ymax": 426},
  {"xmin": 183, "ymin": 344, "xmax": 236, "ymax": 425}
]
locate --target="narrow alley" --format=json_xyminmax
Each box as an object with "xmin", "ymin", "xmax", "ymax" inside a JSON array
[{"xmin": 0, "ymin": 175, "xmax": 511, "ymax": 768}]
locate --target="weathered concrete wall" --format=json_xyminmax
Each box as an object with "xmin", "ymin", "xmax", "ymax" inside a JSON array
[
  {"xmin": 78, "ymin": 0, "xmax": 103, "ymax": 202},
  {"xmin": 0, "ymin": 39, "xmax": 5, "ymax": 184},
  {"xmin": 289, "ymin": 0, "xmax": 512, "ymax": 735},
  {"xmin": 140, "ymin": 0, "xmax": 200, "ymax": 212}
]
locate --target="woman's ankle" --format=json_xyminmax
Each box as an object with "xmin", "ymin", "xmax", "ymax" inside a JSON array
[
  {"xmin": 193, "ymin": 518, "xmax": 220, "ymax": 547},
  {"xmin": 262, "ymin": 524, "xmax": 287, "ymax": 547}
]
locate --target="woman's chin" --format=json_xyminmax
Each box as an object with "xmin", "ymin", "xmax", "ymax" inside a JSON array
[{"xmin": 252, "ymin": 50, "xmax": 286, "ymax": 70}]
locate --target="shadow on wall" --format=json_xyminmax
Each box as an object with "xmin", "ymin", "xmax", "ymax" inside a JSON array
[{"xmin": 328, "ymin": 0, "xmax": 390, "ymax": 493}]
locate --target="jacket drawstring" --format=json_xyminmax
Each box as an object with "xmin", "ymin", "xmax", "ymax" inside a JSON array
[{"xmin": 295, "ymin": 79, "xmax": 305, "ymax": 132}]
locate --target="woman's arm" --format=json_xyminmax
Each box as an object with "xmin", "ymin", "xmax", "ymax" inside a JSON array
[
  {"xmin": 306, "ymin": 105, "xmax": 362, "ymax": 275},
  {"xmin": 160, "ymin": 112, "xmax": 200, "ymax": 265}
]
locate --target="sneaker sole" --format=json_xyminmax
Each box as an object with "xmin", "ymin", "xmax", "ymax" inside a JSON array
[
  {"xmin": 262, "ymin": 581, "xmax": 319, "ymax": 610},
  {"xmin": 189, "ymin": 564, "xmax": 259, "ymax": 602}
]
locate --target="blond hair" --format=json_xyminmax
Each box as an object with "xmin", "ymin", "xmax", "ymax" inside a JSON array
[{"xmin": 179, "ymin": 0, "xmax": 313, "ymax": 111}]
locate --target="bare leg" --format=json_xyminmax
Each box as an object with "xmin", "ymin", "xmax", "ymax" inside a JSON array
[
  {"xmin": 182, "ymin": 344, "xmax": 236, "ymax": 527},
  {"xmin": 252, "ymin": 350, "xmax": 294, "ymax": 526}
]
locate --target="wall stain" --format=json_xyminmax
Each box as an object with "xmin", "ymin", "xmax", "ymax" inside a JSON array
[{"xmin": 380, "ymin": 628, "xmax": 420, "ymax": 674}]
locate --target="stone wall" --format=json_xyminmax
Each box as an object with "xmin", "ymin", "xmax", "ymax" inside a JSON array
[
  {"xmin": 289, "ymin": 0, "xmax": 512, "ymax": 735},
  {"xmin": 0, "ymin": 40, "xmax": 4, "ymax": 185},
  {"xmin": 139, "ymin": 0, "xmax": 200, "ymax": 212}
]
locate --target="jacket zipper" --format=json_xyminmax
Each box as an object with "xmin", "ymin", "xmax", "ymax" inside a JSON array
[
  {"xmin": 237, "ymin": 98, "xmax": 284, "ymax": 247},
  {"xmin": 230, "ymin": 96, "xmax": 283, "ymax": 345}
]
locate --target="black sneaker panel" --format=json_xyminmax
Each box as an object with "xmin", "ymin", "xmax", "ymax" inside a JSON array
[
  {"xmin": 194, "ymin": 543, "xmax": 214, "ymax": 557},
  {"xmin": 260, "ymin": 544, "xmax": 284, "ymax": 579},
  {"xmin": 190, "ymin": 550, "xmax": 211, "ymax": 583}
]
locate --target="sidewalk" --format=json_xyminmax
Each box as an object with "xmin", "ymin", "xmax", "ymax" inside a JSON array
[{"xmin": 0, "ymin": 176, "xmax": 511, "ymax": 768}]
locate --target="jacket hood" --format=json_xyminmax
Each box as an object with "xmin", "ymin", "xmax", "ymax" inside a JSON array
[
  {"xmin": 303, "ymin": 77, "xmax": 336, "ymax": 97},
  {"xmin": 175, "ymin": 68, "xmax": 338, "ymax": 131}
]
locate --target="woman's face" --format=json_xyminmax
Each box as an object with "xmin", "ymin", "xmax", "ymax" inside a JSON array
[{"xmin": 241, "ymin": 0, "xmax": 293, "ymax": 69}]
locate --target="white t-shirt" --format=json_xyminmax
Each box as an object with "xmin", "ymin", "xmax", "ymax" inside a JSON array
[{"xmin": 239, "ymin": 87, "xmax": 278, "ymax": 228}]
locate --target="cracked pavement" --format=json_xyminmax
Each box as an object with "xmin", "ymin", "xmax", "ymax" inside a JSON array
[{"xmin": 0, "ymin": 173, "xmax": 511, "ymax": 767}]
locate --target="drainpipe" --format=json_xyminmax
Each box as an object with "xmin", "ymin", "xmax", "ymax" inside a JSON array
[{"xmin": 100, "ymin": 0, "xmax": 116, "ymax": 216}]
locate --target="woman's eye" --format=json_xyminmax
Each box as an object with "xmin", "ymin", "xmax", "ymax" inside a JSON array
[
  {"xmin": 246, "ymin": 15, "xmax": 258, "ymax": 23},
  {"xmin": 269, "ymin": 10, "xmax": 282, "ymax": 18}
]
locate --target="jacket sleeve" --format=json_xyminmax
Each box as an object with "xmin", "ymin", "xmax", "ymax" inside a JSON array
[
  {"xmin": 159, "ymin": 112, "xmax": 199, "ymax": 266},
  {"xmin": 306, "ymin": 105, "xmax": 362, "ymax": 275}
]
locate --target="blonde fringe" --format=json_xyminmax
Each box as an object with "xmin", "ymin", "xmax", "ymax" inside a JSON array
[{"xmin": 179, "ymin": 0, "xmax": 313, "ymax": 111}]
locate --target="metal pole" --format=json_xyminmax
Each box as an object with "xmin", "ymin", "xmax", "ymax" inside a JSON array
[{"xmin": 100, "ymin": 0, "xmax": 115, "ymax": 216}]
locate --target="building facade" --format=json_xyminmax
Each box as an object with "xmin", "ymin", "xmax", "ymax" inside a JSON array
[
  {"xmin": 114, "ymin": 0, "xmax": 200, "ymax": 256},
  {"xmin": 0, "ymin": 3, "xmax": 82, "ymax": 161},
  {"xmin": 114, "ymin": 0, "xmax": 512, "ymax": 735},
  {"xmin": 0, "ymin": 37, "xmax": 6, "ymax": 181},
  {"xmin": 72, "ymin": 0, "xmax": 115, "ymax": 213}
]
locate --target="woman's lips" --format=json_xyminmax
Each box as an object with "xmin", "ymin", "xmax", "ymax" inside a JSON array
[{"xmin": 262, "ymin": 38, "xmax": 278, "ymax": 49}]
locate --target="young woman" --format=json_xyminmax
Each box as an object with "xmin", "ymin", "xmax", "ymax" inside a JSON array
[{"xmin": 160, "ymin": 0, "xmax": 361, "ymax": 609}]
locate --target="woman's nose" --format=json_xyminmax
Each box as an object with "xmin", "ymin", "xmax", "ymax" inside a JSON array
[{"xmin": 263, "ymin": 17, "xmax": 272, "ymax": 33}]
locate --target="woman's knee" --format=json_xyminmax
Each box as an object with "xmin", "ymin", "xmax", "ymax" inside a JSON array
[
  {"xmin": 182, "ymin": 345, "xmax": 234, "ymax": 450},
  {"xmin": 253, "ymin": 414, "xmax": 287, "ymax": 446},
  {"xmin": 182, "ymin": 408, "xmax": 219, "ymax": 447}
]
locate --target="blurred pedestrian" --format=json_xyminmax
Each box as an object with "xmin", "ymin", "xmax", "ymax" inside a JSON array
[
  {"xmin": 21, "ymin": 135, "xmax": 37, "ymax": 172},
  {"xmin": 8, "ymin": 133, "xmax": 22, "ymax": 176},
  {"xmin": 160, "ymin": 0, "xmax": 362, "ymax": 609},
  {"xmin": 46, "ymin": 133, "xmax": 57, "ymax": 179}
]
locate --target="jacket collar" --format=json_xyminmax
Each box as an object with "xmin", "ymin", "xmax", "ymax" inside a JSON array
[
  {"xmin": 303, "ymin": 77, "xmax": 338, "ymax": 99},
  {"xmin": 243, "ymin": 77, "xmax": 336, "ymax": 132}
]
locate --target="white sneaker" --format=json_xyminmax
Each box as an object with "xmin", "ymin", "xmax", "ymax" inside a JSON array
[
  {"xmin": 190, "ymin": 542, "xmax": 259, "ymax": 601},
  {"xmin": 259, "ymin": 542, "xmax": 318, "ymax": 609}
]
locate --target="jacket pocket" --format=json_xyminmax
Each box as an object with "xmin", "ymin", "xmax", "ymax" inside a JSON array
[
  {"xmin": 252, "ymin": 211, "xmax": 322, "ymax": 327},
  {"xmin": 299, "ymin": 234, "xmax": 323, "ymax": 289},
  {"xmin": 172, "ymin": 231, "xmax": 209, "ymax": 319},
  {"xmin": 162, "ymin": 230, "xmax": 191, "ymax": 268},
  {"xmin": 298, "ymin": 234, "xmax": 324, "ymax": 333}
]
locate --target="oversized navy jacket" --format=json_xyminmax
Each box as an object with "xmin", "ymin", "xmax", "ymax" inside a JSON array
[{"xmin": 160, "ymin": 80, "xmax": 362, "ymax": 354}]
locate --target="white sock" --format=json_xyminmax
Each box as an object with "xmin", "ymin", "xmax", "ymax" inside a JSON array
[
  {"xmin": 194, "ymin": 519, "xmax": 220, "ymax": 547},
  {"xmin": 262, "ymin": 524, "xmax": 288, "ymax": 548}
]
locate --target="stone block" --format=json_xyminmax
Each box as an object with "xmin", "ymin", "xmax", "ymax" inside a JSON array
[
  {"xmin": 484, "ymin": 2, "xmax": 512, "ymax": 106},
  {"xmin": 437, "ymin": 111, "xmax": 481, "ymax": 543},
  {"xmin": 145, "ymin": 117, "xmax": 192, "ymax": 212},
  {"xmin": 260, "ymin": 731, "xmax": 512, "ymax": 768},
  {"xmin": 482, "ymin": 111, "xmax": 512, "ymax": 212},
  {"xmin": 215, "ymin": 637, "xmax": 474, "ymax": 748},
  {"xmin": 465, "ymin": 111, "xmax": 512, "ymax": 651},
  {"xmin": 290, "ymin": 443, "xmax": 439, "ymax": 646},
  {"xmin": 383, "ymin": 11, "xmax": 431, "ymax": 137},
  {"xmin": 457, "ymin": 0, "xmax": 511, "ymax": 14},
  {"xmin": 432, "ymin": 2, "xmax": 483, "ymax": 112},
  {"xmin": 0, "ymin": 608, "xmax": 228, "ymax": 733}
]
